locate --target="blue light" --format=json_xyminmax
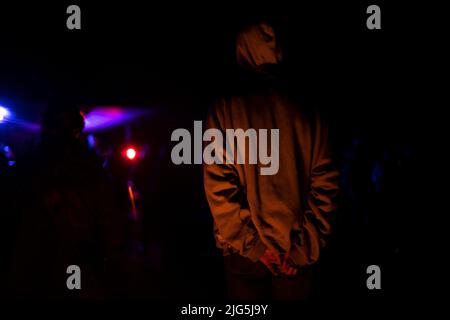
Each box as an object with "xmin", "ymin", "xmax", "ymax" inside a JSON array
[
  {"xmin": 87, "ymin": 134, "xmax": 96, "ymax": 148},
  {"xmin": 7, "ymin": 161, "xmax": 16, "ymax": 167},
  {"xmin": 3, "ymin": 146, "xmax": 10, "ymax": 153},
  {"xmin": 0, "ymin": 106, "xmax": 9, "ymax": 122}
]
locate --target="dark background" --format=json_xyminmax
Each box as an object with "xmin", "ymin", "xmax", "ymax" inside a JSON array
[{"xmin": 0, "ymin": 1, "xmax": 437, "ymax": 303}]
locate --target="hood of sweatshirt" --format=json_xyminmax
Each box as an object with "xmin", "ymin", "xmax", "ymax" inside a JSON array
[{"xmin": 236, "ymin": 22, "xmax": 282, "ymax": 73}]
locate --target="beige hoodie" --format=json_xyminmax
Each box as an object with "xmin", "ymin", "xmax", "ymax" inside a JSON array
[{"xmin": 204, "ymin": 22, "xmax": 339, "ymax": 267}]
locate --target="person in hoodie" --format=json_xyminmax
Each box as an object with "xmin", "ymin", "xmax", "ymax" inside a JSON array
[{"xmin": 203, "ymin": 22, "xmax": 339, "ymax": 300}]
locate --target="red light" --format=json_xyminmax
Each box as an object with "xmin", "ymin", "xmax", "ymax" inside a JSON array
[{"xmin": 125, "ymin": 148, "xmax": 137, "ymax": 160}]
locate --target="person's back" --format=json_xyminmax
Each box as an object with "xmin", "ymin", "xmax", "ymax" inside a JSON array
[{"xmin": 204, "ymin": 22, "xmax": 339, "ymax": 299}]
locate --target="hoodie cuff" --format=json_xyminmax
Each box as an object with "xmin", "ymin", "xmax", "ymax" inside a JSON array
[{"xmin": 245, "ymin": 238, "xmax": 267, "ymax": 262}]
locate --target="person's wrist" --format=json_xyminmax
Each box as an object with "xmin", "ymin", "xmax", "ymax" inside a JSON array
[{"xmin": 246, "ymin": 239, "xmax": 267, "ymax": 262}]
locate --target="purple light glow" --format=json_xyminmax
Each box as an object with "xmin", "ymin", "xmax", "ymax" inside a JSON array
[{"xmin": 83, "ymin": 106, "xmax": 152, "ymax": 132}]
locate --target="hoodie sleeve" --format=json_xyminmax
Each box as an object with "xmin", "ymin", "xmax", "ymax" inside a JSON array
[
  {"xmin": 299, "ymin": 113, "xmax": 339, "ymax": 265},
  {"xmin": 203, "ymin": 103, "xmax": 267, "ymax": 262}
]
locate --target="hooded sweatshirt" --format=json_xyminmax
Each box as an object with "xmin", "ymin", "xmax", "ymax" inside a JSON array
[{"xmin": 204, "ymin": 22, "xmax": 339, "ymax": 267}]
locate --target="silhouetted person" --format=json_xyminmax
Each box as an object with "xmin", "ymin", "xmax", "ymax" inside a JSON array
[
  {"xmin": 204, "ymin": 22, "xmax": 339, "ymax": 300},
  {"xmin": 10, "ymin": 104, "xmax": 126, "ymax": 299}
]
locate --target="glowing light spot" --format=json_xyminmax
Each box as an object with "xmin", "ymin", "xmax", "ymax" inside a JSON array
[
  {"xmin": 0, "ymin": 106, "xmax": 9, "ymax": 122},
  {"xmin": 87, "ymin": 134, "xmax": 96, "ymax": 149},
  {"xmin": 126, "ymin": 148, "xmax": 137, "ymax": 160}
]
